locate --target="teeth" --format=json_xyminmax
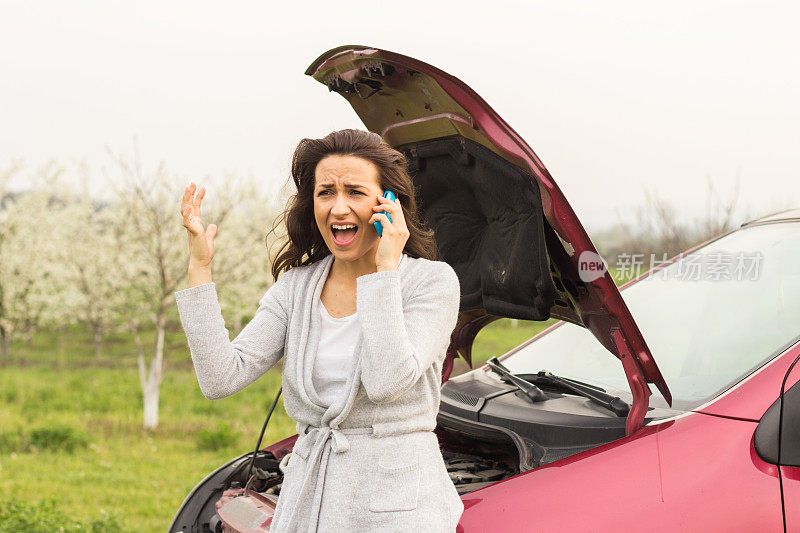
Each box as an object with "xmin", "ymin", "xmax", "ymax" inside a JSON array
[{"xmin": 331, "ymin": 224, "xmax": 357, "ymax": 230}]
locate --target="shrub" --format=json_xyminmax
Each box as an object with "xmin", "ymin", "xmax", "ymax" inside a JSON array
[
  {"xmin": 0, "ymin": 427, "xmax": 24, "ymax": 453},
  {"xmin": 0, "ymin": 496, "xmax": 126, "ymax": 532},
  {"xmin": 195, "ymin": 423, "xmax": 238, "ymax": 452},
  {"xmin": 27, "ymin": 424, "xmax": 89, "ymax": 453}
]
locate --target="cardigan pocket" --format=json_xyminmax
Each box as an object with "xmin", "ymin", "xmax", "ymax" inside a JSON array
[
  {"xmin": 279, "ymin": 434, "xmax": 312, "ymax": 475},
  {"xmin": 368, "ymin": 461, "xmax": 421, "ymax": 512},
  {"xmin": 292, "ymin": 435, "xmax": 312, "ymax": 460}
]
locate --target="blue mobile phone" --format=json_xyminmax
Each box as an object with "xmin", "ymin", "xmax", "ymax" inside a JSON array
[{"xmin": 373, "ymin": 190, "xmax": 396, "ymax": 238}]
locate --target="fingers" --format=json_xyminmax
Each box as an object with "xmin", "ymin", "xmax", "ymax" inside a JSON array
[
  {"xmin": 181, "ymin": 183, "xmax": 193, "ymax": 211},
  {"xmin": 206, "ymin": 223, "xmax": 218, "ymax": 241},
  {"xmin": 370, "ymin": 213, "xmax": 410, "ymax": 243},
  {"xmin": 181, "ymin": 183, "xmax": 193, "ymax": 221},
  {"xmin": 373, "ymin": 204, "xmax": 400, "ymax": 213},
  {"xmin": 372, "ymin": 196, "xmax": 405, "ymax": 228},
  {"xmin": 181, "ymin": 204, "xmax": 200, "ymax": 234},
  {"xmin": 181, "ymin": 183, "xmax": 196, "ymax": 218},
  {"xmin": 181, "ymin": 183, "xmax": 204, "ymax": 234},
  {"xmin": 374, "ymin": 196, "xmax": 401, "ymax": 211},
  {"xmin": 369, "ymin": 212, "xmax": 391, "ymax": 226},
  {"xmin": 192, "ymin": 185, "xmax": 205, "ymax": 218}
]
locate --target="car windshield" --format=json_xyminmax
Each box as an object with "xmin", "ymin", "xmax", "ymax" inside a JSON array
[{"xmin": 499, "ymin": 221, "xmax": 800, "ymax": 411}]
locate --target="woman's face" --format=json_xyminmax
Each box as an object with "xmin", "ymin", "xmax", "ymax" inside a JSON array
[{"xmin": 313, "ymin": 154, "xmax": 383, "ymax": 263}]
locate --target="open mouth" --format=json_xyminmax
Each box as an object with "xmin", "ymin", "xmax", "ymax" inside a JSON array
[{"xmin": 331, "ymin": 223, "xmax": 359, "ymax": 247}]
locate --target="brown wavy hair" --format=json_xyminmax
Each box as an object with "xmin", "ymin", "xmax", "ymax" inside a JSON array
[{"xmin": 268, "ymin": 129, "xmax": 439, "ymax": 280}]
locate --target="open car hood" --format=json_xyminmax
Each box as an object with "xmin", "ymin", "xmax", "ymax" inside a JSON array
[{"xmin": 306, "ymin": 46, "xmax": 672, "ymax": 433}]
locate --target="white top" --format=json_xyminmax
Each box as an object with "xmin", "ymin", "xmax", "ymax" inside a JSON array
[{"xmin": 312, "ymin": 296, "xmax": 360, "ymax": 406}]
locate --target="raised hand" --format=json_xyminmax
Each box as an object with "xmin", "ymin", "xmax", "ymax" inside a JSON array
[
  {"xmin": 181, "ymin": 182, "xmax": 218, "ymax": 269},
  {"xmin": 369, "ymin": 194, "xmax": 409, "ymax": 271}
]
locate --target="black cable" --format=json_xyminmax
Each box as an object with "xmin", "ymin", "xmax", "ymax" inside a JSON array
[
  {"xmin": 244, "ymin": 386, "xmax": 283, "ymax": 490},
  {"xmin": 778, "ymin": 353, "xmax": 800, "ymax": 533}
]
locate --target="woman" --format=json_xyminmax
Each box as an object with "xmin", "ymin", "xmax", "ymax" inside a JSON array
[{"xmin": 174, "ymin": 129, "xmax": 464, "ymax": 532}]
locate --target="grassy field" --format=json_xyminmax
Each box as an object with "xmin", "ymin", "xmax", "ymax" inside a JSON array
[{"xmin": 0, "ymin": 317, "xmax": 554, "ymax": 531}]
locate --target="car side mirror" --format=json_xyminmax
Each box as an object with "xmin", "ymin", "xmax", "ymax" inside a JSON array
[{"xmin": 754, "ymin": 373, "xmax": 800, "ymax": 466}]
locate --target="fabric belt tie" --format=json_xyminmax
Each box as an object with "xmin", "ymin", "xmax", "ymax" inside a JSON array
[{"xmin": 279, "ymin": 423, "xmax": 373, "ymax": 533}]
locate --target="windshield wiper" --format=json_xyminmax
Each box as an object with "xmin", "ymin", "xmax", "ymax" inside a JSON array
[
  {"xmin": 487, "ymin": 358, "xmax": 630, "ymax": 417},
  {"xmin": 528, "ymin": 374, "xmax": 606, "ymax": 392},
  {"xmin": 485, "ymin": 357, "xmax": 548, "ymax": 403},
  {"xmin": 535, "ymin": 370, "xmax": 630, "ymax": 417}
]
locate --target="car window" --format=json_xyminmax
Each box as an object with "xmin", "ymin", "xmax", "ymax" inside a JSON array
[{"xmin": 499, "ymin": 221, "xmax": 800, "ymax": 411}]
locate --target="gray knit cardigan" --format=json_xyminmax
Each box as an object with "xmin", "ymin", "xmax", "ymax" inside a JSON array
[{"xmin": 174, "ymin": 252, "xmax": 464, "ymax": 532}]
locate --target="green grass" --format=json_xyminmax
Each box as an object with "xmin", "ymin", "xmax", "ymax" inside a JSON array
[
  {"xmin": 0, "ymin": 363, "xmax": 295, "ymax": 531},
  {"xmin": 0, "ymin": 317, "xmax": 555, "ymax": 530},
  {"xmin": 3, "ymin": 320, "xmax": 191, "ymax": 368},
  {"xmin": 0, "ymin": 496, "xmax": 126, "ymax": 532},
  {"xmin": 469, "ymin": 318, "xmax": 556, "ymax": 365}
]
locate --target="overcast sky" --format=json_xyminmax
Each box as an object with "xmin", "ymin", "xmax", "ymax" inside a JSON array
[{"xmin": 1, "ymin": 0, "xmax": 798, "ymax": 229}]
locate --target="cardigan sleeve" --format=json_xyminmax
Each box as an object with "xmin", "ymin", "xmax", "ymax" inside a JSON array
[
  {"xmin": 174, "ymin": 270, "xmax": 293, "ymax": 400},
  {"xmin": 355, "ymin": 261, "xmax": 461, "ymax": 404}
]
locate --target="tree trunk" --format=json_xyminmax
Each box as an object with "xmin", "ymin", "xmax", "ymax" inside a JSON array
[
  {"xmin": 139, "ymin": 347, "xmax": 161, "ymax": 430},
  {"xmin": 142, "ymin": 380, "xmax": 160, "ymax": 430},
  {"xmin": 0, "ymin": 327, "xmax": 9, "ymax": 361},
  {"xmin": 132, "ymin": 326, "xmax": 144, "ymax": 360},
  {"xmin": 22, "ymin": 315, "xmax": 35, "ymax": 347},
  {"xmin": 139, "ymin": 317, "xmax": 166, "ymax": 430},
  {"xmin": 24, "ymin": 328, "xmax": 33, "ymax": 347},
  {"xmin": 92, "ymin": 324, "xmax": 102, "ymax": 358},
  {"xmin": 154, "ymin": 316, "xmax": 166, "ymax": 378}
]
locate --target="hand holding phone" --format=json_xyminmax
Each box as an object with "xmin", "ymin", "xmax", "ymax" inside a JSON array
[{"xmin": 373, "ymin": 190, "xmax": 396, "ymax": 238}]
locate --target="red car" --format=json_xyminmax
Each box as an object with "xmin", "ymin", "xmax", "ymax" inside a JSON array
[{"xmin": 170, "ymin": 46, "xmax": 800, "ymax": 532}]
